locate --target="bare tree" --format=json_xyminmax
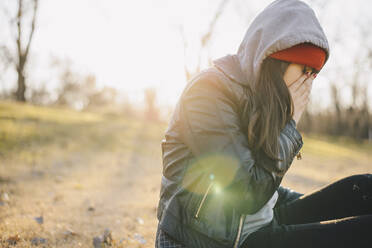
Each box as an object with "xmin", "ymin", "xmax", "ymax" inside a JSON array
[
  {"xmin": 29, "ymin": 82, "xmax": 50, "ymax": 105},
  {"xmin": 55, "ymin": 68, "xmax": 83, "ymax": 108},
  {"xmin": 2, "ymin": 0, "xmax": 39, "ymax": 102},
  {"xmin": 0, "ymin": 45, "xmax": 13, "ymax": 95},
  {"xmin": 330, "ymin": 83, "xmax": 343, "ymax": 135},
  {"xmin": 179, "ymin": 0, "xmax": 230, "ymax": 81},
  {"xmin": 144, "ymin": 88, "xmax": 159, "ymax": 122}
]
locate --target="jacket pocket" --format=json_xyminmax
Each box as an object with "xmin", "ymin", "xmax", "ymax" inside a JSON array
[{"xmin": 188, "ymin": 180, "xmax": 240, "ymax": 246}]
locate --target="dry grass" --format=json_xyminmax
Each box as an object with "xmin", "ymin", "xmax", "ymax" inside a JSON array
[
  {"xmin": 0, "ymin": 100, "xmax": 371, "ymax": 247},
  {"xmin": 0, "ymin": 101, "xmax": 166, "ymax": 247},
  {"xmin": 283, "ymin": 132, "xmax": 372, "ymax": 193}
]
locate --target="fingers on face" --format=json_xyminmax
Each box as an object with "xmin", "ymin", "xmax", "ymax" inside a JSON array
[
  {"xmin": 291, "ymin": 73, "xmax": 312, "ymax": 92},
  {"xmin": 300, "ymin": 77, "xmax": 313, "ymax": 97},
  {"xmin": 303, "ymin": 66, "xmax": 318, "ymax": 77},
  {"xmin": 291, "ymin": 74, "xmax": 309, "ymax": 90}
]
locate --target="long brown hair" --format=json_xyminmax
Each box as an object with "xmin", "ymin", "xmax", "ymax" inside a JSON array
[{"xmin": 242, "ymin": 57, "xmax": 294, "ymax": 162}]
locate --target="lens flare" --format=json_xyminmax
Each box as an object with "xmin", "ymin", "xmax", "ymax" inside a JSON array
[{"xmin": 181, "ymin": 152, "xmax": 240, "ymax": 194}]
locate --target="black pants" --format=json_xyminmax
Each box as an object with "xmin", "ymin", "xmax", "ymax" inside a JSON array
[
  {"xmin": 242, "ymin": 173, "xmax": 372, "ymax": 248},
  {"xmin": 156, "ymin": 174, "xmax": 372, "ymax": 248}
]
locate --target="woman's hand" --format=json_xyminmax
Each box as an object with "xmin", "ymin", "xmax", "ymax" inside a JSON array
[{"xmin": 288, "ymin": 72, "xmax": 316, "ymax": 125}]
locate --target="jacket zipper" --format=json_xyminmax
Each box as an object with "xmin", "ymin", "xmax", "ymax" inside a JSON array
[
  {"xmin": 233, "ymin": 214, "xmax": 245, "ymax": 248},
  {"xmin": 194, "ymin": 182, "xmax": 244, "ymax": 248},
  {"xmin": 195, "ymin": 182, "xmax": 214, "ymax": 219}
]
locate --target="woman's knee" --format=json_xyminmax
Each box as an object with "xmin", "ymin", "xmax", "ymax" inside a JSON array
[
  {"xmin": 349, "ymin": 174, "xmax": 372, "ymax": 193},
  {"xmin": 325, "ymin": 174, "xmax": 372, "ymax": 196},
  {"xmin": 337, "ymin": 173, "xmax": 372, "ymax": 185}
]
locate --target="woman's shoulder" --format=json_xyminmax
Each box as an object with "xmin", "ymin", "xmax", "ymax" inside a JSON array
[{"xmin": 182, "ymin": 66, "xmax": 245, "ymax": 105}]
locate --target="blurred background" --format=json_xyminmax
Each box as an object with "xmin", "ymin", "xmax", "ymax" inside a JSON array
[{"xmin": 0, "ymin": 0, "xmax": 371, "ymax": 247}]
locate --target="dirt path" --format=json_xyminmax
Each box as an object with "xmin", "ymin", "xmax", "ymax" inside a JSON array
[
  {"xmin": 282, "ymin": 148, "xmax": 372, "ymax": 193},
  {"xmin": 0, "ymin": 122, "xmax": 163, "ymax": 247}
]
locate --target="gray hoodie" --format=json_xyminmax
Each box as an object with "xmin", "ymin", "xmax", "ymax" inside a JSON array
[{"xmin": 213, "ymin": 0, "xmax": 330, "ymax": 88}]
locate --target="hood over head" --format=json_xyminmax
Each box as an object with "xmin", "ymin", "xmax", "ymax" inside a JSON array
[{"xmin": 213, "ymin": 0, "xmax": 330, "ymax": 87}]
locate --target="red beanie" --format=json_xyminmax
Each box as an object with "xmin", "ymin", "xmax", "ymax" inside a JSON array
[{"xmin": 269, "ymin": 43, "xmax": 326, "ymax": 71}]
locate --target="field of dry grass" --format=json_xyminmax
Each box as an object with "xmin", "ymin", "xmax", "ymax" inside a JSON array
[{"xmin": 0, "ymin": 100, "xmax": 371, "ymax": 247}]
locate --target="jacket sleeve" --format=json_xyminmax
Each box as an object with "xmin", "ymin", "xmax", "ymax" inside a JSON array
[
  {"xmin": 179, "ymin": 73, "xmax": 303, "ymax": 214},
  {"xmin": 276, "ymin": 186, "xmax": 304, "ymax": 207}
]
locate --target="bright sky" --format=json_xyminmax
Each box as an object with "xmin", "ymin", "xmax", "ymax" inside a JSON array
[{"xmin": 1, "ymin": 0, "xmax": 372, "ymax": 111}]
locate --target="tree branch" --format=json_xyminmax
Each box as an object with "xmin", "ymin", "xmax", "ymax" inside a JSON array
[
  {"xmin": 201, "ymin": 0, "xmax": 229, "ymax": 48},
  {"xmin": 16, "ymin": 0, "xmax": 23, "ymax": 71},
  {"xmin": 0, "ymin": 46, "xmax": 14, "ymax": 65},
  {"xmin": 24, "ymin": 0, "xmax": 39, "ymax": 60}
]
